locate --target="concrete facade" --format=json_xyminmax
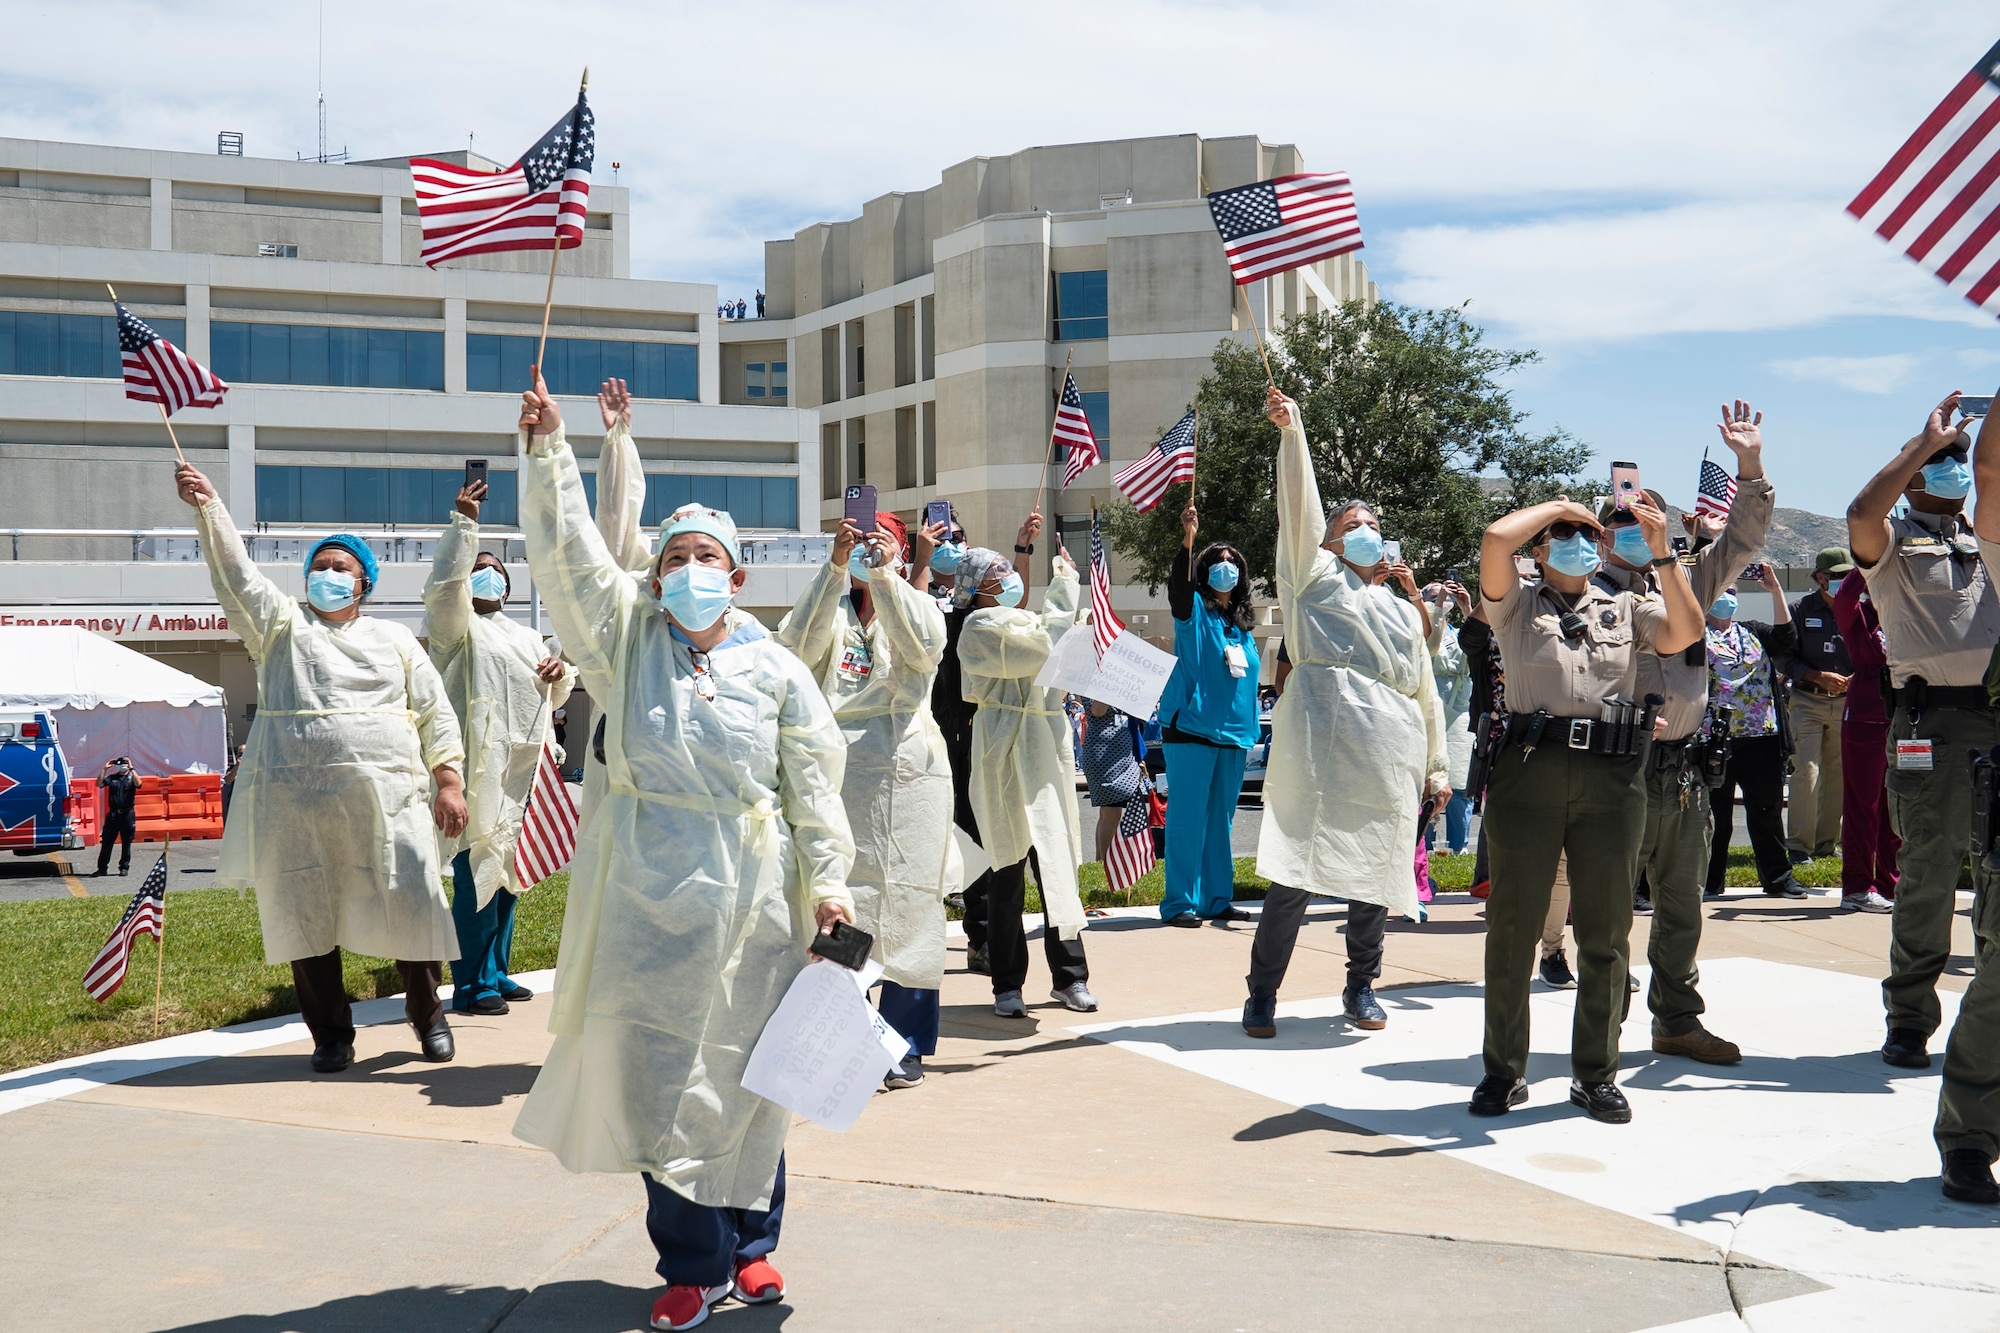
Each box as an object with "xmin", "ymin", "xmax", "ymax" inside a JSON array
[{"xmin": 730, "ymin": 132, "xmax": 1377, "ymax": 618}]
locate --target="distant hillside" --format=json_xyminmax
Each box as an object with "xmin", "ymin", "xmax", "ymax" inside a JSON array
[{"xmin": 1660, "ymin": 504, "xmax": 1849, "ymax": 570}]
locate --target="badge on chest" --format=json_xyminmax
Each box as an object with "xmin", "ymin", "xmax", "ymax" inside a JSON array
[{"xmin": 837, "ymin": 641, "xmax": 873, "ymax": 679}]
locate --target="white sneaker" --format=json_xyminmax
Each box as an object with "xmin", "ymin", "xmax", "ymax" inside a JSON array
[
  {"xmin": 994, "ymin": 990, "xmax": 1026, "ymax": 1018},
  {"xmin": 1050, "ymin": 982, "xmax": 1098, "ymax": 1012},
  {"xmin": 1842, "ymin": 891, "xmax": 1894, "ymax": 914}
]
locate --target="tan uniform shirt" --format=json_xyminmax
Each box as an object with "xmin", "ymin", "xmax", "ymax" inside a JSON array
[
  {"xmin": 1860, "ymin": 510, "xmax": 2000, "ymax": 689},
  {"xmin": 1594, "ymin": 476, "xmax": 1773, "ymax": 740},
  {"xmin": 1485, "ymin": 576, "xmax": 1665, "ymax": 716}
]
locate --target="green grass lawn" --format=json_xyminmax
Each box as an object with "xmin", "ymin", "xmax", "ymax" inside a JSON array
[
  {"xmin": 0, "ymin": 845, "xmax": 1849, "ymax": 1076},
  {"xmin": 0, "ymin": 875, "xmax": 570, "ymax": 1076}
]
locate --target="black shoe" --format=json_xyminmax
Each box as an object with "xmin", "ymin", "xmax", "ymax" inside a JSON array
[
  {"xmin": 465, "ymin": 993, "xmax": 509, "ymax": 1016},
  {"xmin": 309, "ymin": 1041, "xmax": 354, "ymax": 1073},
  {"xmin": 1167, "ymin": 912, "xmax": 1201, "ymax": 928},
  {"xmin": 1468, "ymin": 1075, "xmax": 1528, "ymax": 1116},
  {"xmin": 883, "ymin": 1053, "xmax": 925, "ymax": 1090},
  {"xmin": 417, "ymin": 1017, "xmax": 455, "ymax": 1063},
  {"xmin": 1343, "ymin": 984, "xmax": 1387, "ymax": 1030},
  {"xmin": 1882, "ymin": 1027, "xmax": 1932, "ymax": 1069},
  {"xmin": 1205, "ymin": 906, "xmax": 1253, "ymax": 923},
  {"xmin": 1942, "ymin": 1149, "xmax": 2000, "ymax": 1204},
  {"xmin": 1632, "ymin": 895, "xmax": 1653, "ymax": 916},
  {"xmin": 90, "ymin": 867, "xmax": 109, "ymax": 877},
  {"xmin": 1539, "ymin": 950, "xmax": 1577, "ymax": 989},
  {"xmin": 1627, "ymin": 974, "xmax": 1640, "ymax": 993},
  {"xmin": 118, "ymin": 867, "xmax": 130, "ymax": 876},
  {"xmin": 1703, "ymin": 887, "xmax": 1724, "ymax": 900},
  {"xmin": 1569, "ymin": 1079, "xmax": 1632, "ymax": 1123},
  {"xmin": 966, "ymin": 945, "xmax": 990, "ymax": 976},
  {"xmin": 1242, "ymin": 986, "xmax": 1277, "ymax": 1038},
  {"xmin": 1787, "ymin": 848, "xmax": 1813, "ymax": 867},
  {"xmin": 1763, "ymin": 876, "xmax": 1808, "ymax": 899},
  {"xmin": 497, "ymin": 979, "xmax": 534, "ymax": 1002}
]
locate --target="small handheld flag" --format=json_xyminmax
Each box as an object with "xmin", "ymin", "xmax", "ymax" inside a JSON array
[
  {"xmin": 1207, "ymin": 172, "xmax": 1363, "ymax": 285},
  {"xmin": 1113, "ymin": 409, "xmax": 1198, "ymax": 513},
  {"xmin": 412, "ymin": 92, "xmax": 596, "ymax": 268},
  {"xmin": 84, "ymin": 853, "xmax": 167, "ymax": 1002},
  {"xmin": 1695, "ymin": 455, "xmax": 1737, "ymax": 522},
  {"xmin": 1104, "ymin": 793, "xmax": 1157, "ymax": 897},
  {"xmin": 117, "ymin": 303, "xmax": 227, "ymax": 414},
  {"xmin": 513, "ymin": 742, "xmax": 579, "ymax": 889},
  {"xmin": 1848, "ymin": 39, "xmax": 2000, "ymax": 316},
  {"xmin": 1056, "ymin": 371, "xmax": 1100, "ymax": 487},
  {"xmin": 1089, "ymin": 507, "xmax": 1123, "ymax": 666}
]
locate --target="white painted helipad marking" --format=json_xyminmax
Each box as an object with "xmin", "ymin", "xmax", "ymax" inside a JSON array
[
  {"xmin": 1075, "ymin": 957, "xmax": 1999, "ymax": 1331},
  {"xmin": 0, "ymin": 968, "xmax": 555, "ymax": 1118}
]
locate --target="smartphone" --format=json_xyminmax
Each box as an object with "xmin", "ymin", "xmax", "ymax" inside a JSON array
[
  {"xmin": 1742, "ymin": 561, "xmax": 1767, "ymax": 581},
  {"xmin": 464, "ymin": 458, "xmax": 489, "ymax": 491},
  {"xmin": 844, "ymin": 484, "xmax": 879, "ymax": 534},
  {"xmin": 807, "ymin": 919, "xmax": 875, "ymax": 971},
  {"xmin": 1963, "ymin": 395, "xmax": 1995, "ymax": 418},
  {"xmin": 1444, "ymin": 567, "xmax": 1460, "ymax": 584},
  {"xmin": 924, "ymin": 500, "xmax": 952, "ymax": 530},
  {"xmin": 1382, "ymin": 539, "xmax": 1403, "ymax": 565},
  {"xmin": 1672, "ymin": 536, "xmax": 1689, "ymax": 556},
  {"xmin": 1610, "ymin": 460, "xmax": 1642, "ymax": 509}
]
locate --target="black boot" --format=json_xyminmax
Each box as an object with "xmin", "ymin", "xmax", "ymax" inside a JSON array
[
  {"xmin": 1942, "ymin": 1149, "xmax": 2000, "ymax": 1204},
  {"xmin": 1242, "ymin": 986, "xmax": 1277, "ymax": 1038},
  {"xmin": 417, "ymin": 1016, "xmax": 455, "ymax": 1063}
]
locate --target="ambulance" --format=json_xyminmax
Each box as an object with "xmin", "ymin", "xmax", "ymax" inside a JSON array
[{"xmin": 0, "ymin": 709, "xmax": 83, "ymax": 853}]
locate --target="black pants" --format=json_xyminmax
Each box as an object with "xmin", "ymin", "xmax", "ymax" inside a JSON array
[
  {"xmin": 1706, "ymin": 734, "xmax": 1791, "ymax": 892},
  {"xmin": 96, "ymin": 811, "xmax": 135, "ymax": 873},
  {"xmin": 1246, "ymin": 886, "xmax": 1386, "ymax": 994},
  {"xmin": 289, "ymin": 947, "xmax": 442, "ymax": 1048},
  {"xmin": 958, "ymin": 809, "xmax": 990, "ymax": 952},
  {"xmin": 985, "ymin": 851, "xmax": 1088, "ymax": 995}
]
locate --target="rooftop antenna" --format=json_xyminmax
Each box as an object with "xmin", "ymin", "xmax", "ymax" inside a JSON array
[{"xmin": 297, "ymin": 0, "xmax": 347, "ymax": 164}]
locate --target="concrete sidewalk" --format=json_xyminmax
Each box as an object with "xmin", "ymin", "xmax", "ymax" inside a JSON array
[{"xmin": 0, "ymin": 889, "xmax": 1987, "ymax": 1331}]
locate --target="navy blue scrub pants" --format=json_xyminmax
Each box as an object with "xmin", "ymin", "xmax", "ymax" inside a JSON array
[
  {"xmin": 1159, "ymin": 742, "xmax": 1247, "ymax": 919},
  {"xmin": 449, "ymin": 850, "xmax": 519, "ymax": 1009},
  {"xmin": 877, "ymin": 980, "xmax": 940, "ymax": 1056},
  {"xmin": 641, "ymin": 1156, "xmax": 786, "ymax": 1287}
]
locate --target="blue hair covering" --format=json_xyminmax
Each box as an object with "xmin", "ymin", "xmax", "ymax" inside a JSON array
[{"xmin": 305, "ymin": 534, "xmax": 380, "ymax": 588}]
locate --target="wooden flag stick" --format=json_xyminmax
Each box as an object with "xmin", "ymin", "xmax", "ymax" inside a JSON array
[
  {"xmin": 154, "ymin": 838, "xmax": 168, "ymax": 1038},
  {"xmin": 1240, "ymin": 282, "xmax": 1278, "ymax": 385},
  {"xmin": 1185, "ymin": 405, "xmax": 1199, "ymax": 539},
  {"xmin": 532, "ymin": 66, "xmax": 590, "ymax": 384},
  {"xmin": 108, "ymin": 283, "xmax": 187, "ymax": 465}
]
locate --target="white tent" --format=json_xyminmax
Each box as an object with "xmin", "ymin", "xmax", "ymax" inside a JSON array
[{"xmin": 0, "ymin": 626, "xmax": 228, "ymax": 779}]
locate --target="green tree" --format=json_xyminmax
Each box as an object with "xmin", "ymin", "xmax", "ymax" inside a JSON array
[{"xmin": 1102, "ymin": 300, "xmax": 1590, "ymax": 593}]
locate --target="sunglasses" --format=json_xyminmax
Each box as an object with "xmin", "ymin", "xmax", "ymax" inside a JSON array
[
  {"xmin": 1546, "ymin": 521, "xmax": 1602, "ymax": 542},
  {"xmin": 1925, "ymin": 445, "xmax": 1970, "ymax": 465}
]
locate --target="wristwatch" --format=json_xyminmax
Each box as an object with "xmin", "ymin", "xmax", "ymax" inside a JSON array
[
  {"xmin": 1014, "ymin": 543, "xmax": 1034, "ymax": 554},
  {"xmin": 1650, "ymin": 553, "xmax": 1678, "ymax": 568}
]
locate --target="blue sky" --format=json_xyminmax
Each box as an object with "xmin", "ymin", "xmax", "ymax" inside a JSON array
[{"xmin": 5, "ymin": 1, "xmax": 1998, "ymax": 516}]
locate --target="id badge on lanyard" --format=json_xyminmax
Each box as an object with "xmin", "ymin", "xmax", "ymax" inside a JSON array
[
  {"xmin": 838, "ymin": 641, "xmax": 873, "ymax": 679},
  {"xmin": 1223, "ymin": 643, "xmax": 1248, "ymax": 678}
]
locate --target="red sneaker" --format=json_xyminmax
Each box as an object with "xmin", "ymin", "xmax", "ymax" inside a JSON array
[
  {"xmin": 733, "ymin": 1257, "xmax": 786, "ymax": 1304},
  {"xmin": 650, "ymin": 1282, "xmax": 730, "ymax": 1330},
  {"xmin": 1470, "ymin": 880, "xmax": 1492, "ymax": 900}
]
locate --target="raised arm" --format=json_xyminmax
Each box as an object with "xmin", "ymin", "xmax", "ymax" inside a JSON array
[
  {"xmin": 1040, "ymin": 550, "xmax": 1081, "ymax": 638},
  {"xmin": 1633, "ymin": 498, "xmax": 1704, "ymax": 656},
  {"xmin": 1976, "ymin": 398, "xmax": 2000, "ymax": 545},
  {"xmin": 1480, "ymin": 499, "xmax": 1592, "ymax": 602},
  {"xmin": 1690, "ymin": 400, "xmax": 1776, "ymax": 606},
  {"xmin": 1853, "ymin": 392, "xmax": 1960, "ymax": 563},
  {"xmin": 1267, "ymin": 390, "xmax": 1328, "ymax": 597},
  {"xmin": 864, "ymin": 536, "xmax": 947, "ymax": 674},
  {"xmin": 423, "ymin": 502, "xmax": 480, "ymax": 657},
  {"xmin": 774, "ymin": 544, "xmax": 850, "ymax": 679},
  {"xmin": 592, "ymin": 378, "xmax": 652, "ymax": 572},
  {"xmin": 176, "ymin": 463, "xmax": 294, "ymax": 660}
]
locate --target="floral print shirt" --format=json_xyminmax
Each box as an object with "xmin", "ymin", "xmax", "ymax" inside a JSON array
[{"xmin": 1706, "ymin": 622, "xmax": 1779, "ymax": 738}]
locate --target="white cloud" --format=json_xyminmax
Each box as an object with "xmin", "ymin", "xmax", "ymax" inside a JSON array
[{"xmin": 1768, "ymin": 353, "xmax": 1919, "ymax": 394}]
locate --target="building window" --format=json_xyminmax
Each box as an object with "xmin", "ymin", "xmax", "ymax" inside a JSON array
[
  {"xmin": 256, "ymin": 465, "xmax": 517, "ymax": 526},
  {"xmin": 0, "ymin": 312, "xmax": 186, "ymax": 379},
  {"xmin": 466, "ymin": 333, "xmax": 697, "ymax": 400},
  {"xmin": 1055, "ymin": 270, "xmax": 1108, "ymax": 341},
  {"xmin": 580, "ymin": 471, "xmax": 797, "ymax": 529},
  {"xmin": 211, "ymin": 323, "xmax": 445, "ymax": 391},
  {"xmin": 257, "ymin": 243, "xmax": 299, "ymax": 258},
  {"xmin": 743, "ymin": 360, "xmax": 789, "ymax": 401},
  {"xmin": 1079, "ymin": 391, "xmax": 1110, "ymax": 445}
]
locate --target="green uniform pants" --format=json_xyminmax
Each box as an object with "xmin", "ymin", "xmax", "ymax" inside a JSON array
[
  {"xmin": 1483, "ymin": 742, "xmax": 1647, "ymax": 1085},
  {"xmin": 1884, "ymin": 703, "xmax": 2000, "ymax": 1038},
  {"xmin": 1936, "ymin": 877, "xmax": 2000, "ymax": 1162},
  {"xmin": 1638, "ymin": 758, "xmax": 1713, "ymax": 1038}
]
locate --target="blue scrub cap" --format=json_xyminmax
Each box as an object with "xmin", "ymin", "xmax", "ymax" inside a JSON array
[
  {"xmin": 305, "ymin": 533, "xmax": 380, "ymax": 587},
  {"xmin": 657, "ymin": 504, "xmax": 740, "ymax": 568}
]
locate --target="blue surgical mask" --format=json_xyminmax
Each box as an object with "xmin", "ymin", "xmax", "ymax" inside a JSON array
[
  {"xmin": 1545, "ymin": 533, "xmax": 1602, "ymax": 578},
  {"xmin": 1921, "ymin": 458, "xmax": 1972, "ymax": 500},
  {"xmin": 994, "ymin": 572, "xmax": 1025, "ymax": 608},
  {"xmin": 658, "ymin": 562, "xmax": 735, "ymax": 631},
  {"xmin": 848, "ymin": 548, "xmax": 875, "ymax": 578},
  {"xmin": 1207, "ymin": 560, "xmax": 1241, "ymax": 593},
  {"xmin": 1709, "ymin": 592, "xmax": 1738, "ymax": 621},
  {"xmin": 469, "ymin": 567, "xmax": 508, "ymax": 602},
  {"xmin": 306, "ymin": 569, "xmax": 357, "ymax": 613},
  {"xmin": 1339, "ymin": 526, "xmax": 1384, "ymax": 568},
  {"xmin": 930, "ymin": 541, "xmax": 965, "ymax": 574},
  {"xmin": 1610, "ymin": 525, "xmax": 1653, "ymax": 568}
]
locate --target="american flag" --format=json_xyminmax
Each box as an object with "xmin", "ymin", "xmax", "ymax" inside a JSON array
[
  {"xmin": 411, "ymin": 93, "xmax": 595, "ymax": 268},
  {"xmin": 1090, "ymin": 508, "xmax": 1124, "ymax": 665},
  {"xmin": 1207, "ymin": 172, "xmax": 1363, "ymax": 285},
  {"xmin": 83, "ymin": 853, "xmax": 166, "ymax": 1002},
  {"xmin": 117, "ymin": 303, "xmax": 227, "ymax": 414},
  {"xmin": 513, "ymin": 742, "xmax": 579, "ymax": 889},
  {"xmin": 1848, "ymin": 40, "xmax": 2000, "ymax": 315},
  {"xmin": 1104, "ymin": 794, "xmax": 1156, "ymax": 896},
  {"xmin": 1056, "ymin": 371, "xmax": 1100, "ymax": 487},
  {"xmin": 1113, "ymin": 409, "xmax": 1197, "ymax": 513},
  {"xmin": 1694, "ymin": 456, "xmax": 1737, "ymax": 522}
]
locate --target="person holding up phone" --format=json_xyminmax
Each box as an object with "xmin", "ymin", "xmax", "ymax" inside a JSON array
[
  {"xmin": 1243, "ymin": 388, "xmax": 1449, "ymax": 1041},
  {"xmin": 1590, "ymin": 401, "xmax": 1774, "ymax": 1069},
  {"xmin": 92, "ymin": 756, "xmax": 140, "ymax": 877},
  {"xmin": 507, "ymin": 375, "xmax": 858, "ymax": 1330},
  {"xmin": 1699, "ymin": 564, "xmax": 1802, "ymax": 902},
  {"xmin": 954, "ymin": 513, "xmax": 1099, "ymax": 1017},
  {"xmin": 777, "ymin": 507, "xmax": 956, "ymax": 1091}
]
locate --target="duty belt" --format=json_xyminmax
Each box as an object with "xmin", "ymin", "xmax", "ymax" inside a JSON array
[
  {"xmin": 1504, "ymin": 708, "xmax": 1655, "ymax": 759},
  {"xmin": 1891, "ymin": 679, "xmax": 1990, "ymax": 721}
]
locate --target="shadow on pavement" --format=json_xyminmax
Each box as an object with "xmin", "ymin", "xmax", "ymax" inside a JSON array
[
  {"xmin": 151, "ymin": 1281, "xmax": 795, "ymax": 1332},
  {"xmin": 1754, "ymin": 1174, "xmax": 2000, "ymax": 1233},
  {"xmin": 124, "ymin": 1051, "xmax": 541, "ymax": 1107}
]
